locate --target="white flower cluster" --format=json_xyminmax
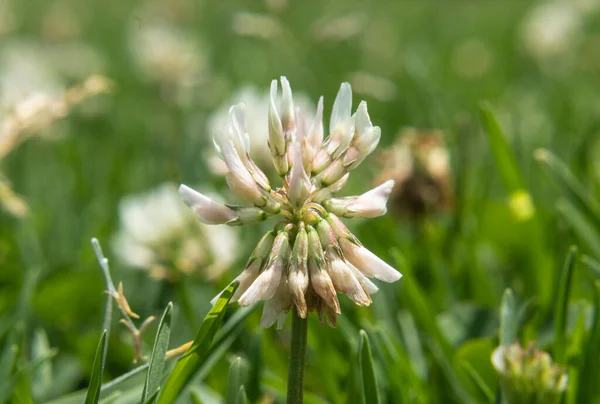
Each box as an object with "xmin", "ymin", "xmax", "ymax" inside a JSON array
[{"xmin": 180, "ymin": 78, "xmax": 402, "ymax": 328}]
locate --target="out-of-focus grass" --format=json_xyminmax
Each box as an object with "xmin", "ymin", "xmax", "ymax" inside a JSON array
[{"xmin": 1, "ymin": 0, "xmax": 600, "ymax": 402}]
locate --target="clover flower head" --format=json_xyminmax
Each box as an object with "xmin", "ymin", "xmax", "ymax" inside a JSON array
[{"xmin": 180, "ymin": 77, "xmax": 402, "ymax": 328}]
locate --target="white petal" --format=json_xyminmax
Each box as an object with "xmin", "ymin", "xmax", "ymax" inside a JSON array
[
  {"xmin": 178, "ymin": 184, "xmax": 237, "ymax": 224},
  {"xmin": 238, "ymin": 259, "xmax": 283, "ymax": 306},
  {"xmin": 280, "ymin": 76, "xmax": 295, "ymax": 131},
  {"xmin": 307, "ymin": 96, "xmax": 324, "ymax": 149},
  {"xmin": 326, "ymin": 248, "xmax": 370, "ymax": 306},
  {"xmin": 222, "ymin": 140, "xmax": 263, "ymax": 203},
  {"xmin": 330, "ymin": 82, "xmax": 352, "ymax": 134},
  {"xmin": 348, "ymin": 263, "xmax": 378, "ymax": 294},
  {"xmin": 339, "ymin": 238, "xmax": 402, "ymax": 282},
  {"xmin": 308, "ymin": 259, "xmax": 340, "ymax": 313},
  {"xmin": 288, "ymin": 140, "xmax": 311, "ymax": 206},
  {"xmin": 231, "ymin": 260, "xmax": 261, "ymax": 303},
  {"xmin": 327, "ymin": 179, "xmax": 394, "ymax": 218},
  {"xmin": 260, "ymin": 279, "xmax": 291, "ymax": 328},
  {"xmin": 268, "ymin": 80, "xmax": 285, "ymax": 154}
]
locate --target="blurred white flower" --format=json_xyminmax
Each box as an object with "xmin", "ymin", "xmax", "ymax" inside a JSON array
[
  {"xmin": 451, "ymin": 39, "xmax": 494, "ymax": 79},
  {"xmin": 127, "ymin": 21, "xmax": 207, "ymax": 94},
  {"xmin": 521, "ymin": 1, "xmax": 582, "ymax": 59},
  {"xmin": 206, "ymin": 86, "xmax": 314, "ymax": 174},
  {"xmin": 113, "ymin": 183, "xmax": 238, "ymax": 281},
  {"xmin": 232, "ymin": 12, "xmax": 283, "ymax": 39}
]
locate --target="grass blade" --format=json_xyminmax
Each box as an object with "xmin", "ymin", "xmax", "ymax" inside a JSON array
[
  {"xmin": 84, "ymin": 330, "xmax": 107, "ymax": 404},
  {"xmin": 141, "ymin": 302, "xmax": 173, "ymax": 402},
  {"xmin": 358, "ymin": 330, "xmax": 380, "ymax": 404},
  {"xmin": 556, "ymin": 199, "xmax": 600, "ymax": 258},
  {"xmin": 226, "ymin": 357, "xmax": 249, "ymax": 404},
  {"xmin": 554, "ymin": 246, "xmax": 577, "ymax": 363},
  {"xmin": 535, "ymin": 149, "xmax": 600, "ymax": 229},
  {"xmin": 582, "ymin": 255, "xmax": 600, "ymax": 279},
  {"xmin": 499, "ymin": 289, "xmax": 516, "ymax": 346},
  {"xmin": 157, "ymin": 281, "xmax": 239, "ymax": 403}
]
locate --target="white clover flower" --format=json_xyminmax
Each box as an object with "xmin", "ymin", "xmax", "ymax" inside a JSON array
[
  {"xmin": 521, "ymin": 1, "xmax": 582, "ymax": 60},
  {"xmin": 113, "ymin": 183, "xmax": 238, "ymax": 281},
  {"xmin": 180, "ymin": 78, "xmax": 402, "ymax": 328},
  {"xmin": 207, "ymin": 86, "xmax": 314, "ymax": 174},
  {"xmin": 127, "ymin": 20, "xmax": 207, "ymax": 103}
]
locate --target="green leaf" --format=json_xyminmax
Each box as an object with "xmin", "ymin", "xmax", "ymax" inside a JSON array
[
  {"xmin": 226, "ymin": 357, "xmax": 249, "ymax": 404},
  {"xmin": 554, "ymin": 247, "xmax": 577, "ymax": 363},
  {"xmin": 358, "ymin": 330, "xmax": 380, "ymax": 404},
  {"xmin": 84, "ymin": 330, "xmax": 107, "ymax": 404},
  {"xmin": 141, "ymin": 302, "xmax": 173, "ymax": 402},
  {"xmin": 157, "ymin": 281, "xmax": 239, "ymax": 404},
  {"xmin": 499, "ymin": 289, "xmax": 516, "ymax": 346},
  {"xmin": 461, "ymin": 361, "xmax": 494, "ymax": 403},
  {"xmin": 479, "ymin": 102, "xmax": 524, "ymax": 192}
]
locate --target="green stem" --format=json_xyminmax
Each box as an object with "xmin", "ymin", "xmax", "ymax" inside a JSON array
[{"xmin": 287, "ymin": 311, "xmax": 308, "ymax": 404}]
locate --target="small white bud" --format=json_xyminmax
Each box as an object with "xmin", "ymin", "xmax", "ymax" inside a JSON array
[
  {"xmin": 268, "ymin": 80, "xmax": 285, "ymax": 155},
  {"xmin": 178, "ymin": 184, "xmax": 236, "ymax": 224}
]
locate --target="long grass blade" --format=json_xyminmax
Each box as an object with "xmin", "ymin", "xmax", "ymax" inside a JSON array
[
  {"xmin": 157, "ymin": 281, "xmax": 239, "ymax": 403},
  {"xmin": 84, "ymin": 330, "xmax": 107, "ymax": 404},
  {"xmin": 141, "ymin": 302, "xmax": 173, "ymax": 402}
]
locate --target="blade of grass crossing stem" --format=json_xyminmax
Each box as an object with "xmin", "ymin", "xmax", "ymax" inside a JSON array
[
  {"xmin": 554, "ymin": 247, "xmax": 577, "ymax": 363},
  {"xmin": 157, "ymin": 281, "xmax": 239, "ymax": 404},
  {"xmin": 499, "ymin": 289, "xmax": 517, "ymax": 346},
  {"xmin": 535, "ymin": 149, "xmax": 600, "ymax": 229},
  {"xmin": 227, "ymin": 357, "xmax": 249, "ymax": 404},
  {"xmin": 84, "ymin": 330, "xmax": 107, "ymax": 404},
  {"xmin": 557, "ymin": 199, "xmax": 600, "ymax": 258},
  {"xmin": 141, "ymin": 302, "xmax": 173, "ymax": 402},
  {"xmin": 358, "ymin": 330, "xmax": 380, "ymax": 404}
]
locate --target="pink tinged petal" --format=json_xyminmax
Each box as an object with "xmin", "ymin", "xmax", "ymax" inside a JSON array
[
  {"xmin": 312, "ymin": 173, "xmax": 350, "ymax": 203},
  {"xmin": 178, "ymin": 184, "xmax": 236, "ymax": 224},
  {"xmin": 324, "ymin": 213, "xmax": 353, "ymax": 240},
  {"xmin": 289, "ymin": 227, "xmax": 309, "ymax": 317},
  {"xmin": 268, "ymin": 80, "xmax": 285, "ymax": 155},
  {"xmin": 237, "ymin": 258, "xmax": 283, "ymax": 306},
  {"xmin": 288, "ymin": 140, "xmax": 311, "ymax": 207},
  {"xmin": 308, "ymin": 258, "xmax": 340, "ymax": 313},
  {"xmin": 348, "ymin": 263, "xmax": 379, "ymax": 295},
  {"xmin": 227, "ymin": 104, "xmax": 250, "ymax": 155},
  {"xmin": 339, "ymin": 238, "xmax": 402, "ymax": 282},
  {"xmin": 307, "ymin": 96, "xmax": 324, "ymax": 150},
  {"xmin": 319, "ymin": 159, "xmax": 346, "ymax": 186},
  {"xmin": 325, "ymin": 247, "xmax": 370, "ymax": 306},
  {"xmin": 222, "ymin": 140, "xmax": 264, "ymax": 203},
  {"xmin": 311, "ymin": 148, "xmax": 332, "ymax": 175},
  {"xmin": 230, "ymin": 260, "xmax": 261, "ymax": 303},
  {"xmin": 324, "ymin": 180, "xmax": 395, "ymax": 218},
  {"xmin": 280, "ymin": 76, "xmax": 295, "ymax": 133},
  {"xmin": 260, "ymin": 278, "xmax": 292, "ymax": 329}
]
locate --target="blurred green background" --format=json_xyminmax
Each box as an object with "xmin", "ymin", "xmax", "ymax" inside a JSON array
[{"xmin": 1, "ymin": 0, "xmax": 600, "ymax": 403}]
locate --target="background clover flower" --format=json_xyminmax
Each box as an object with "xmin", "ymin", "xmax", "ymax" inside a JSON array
[{"xmin": 180, "ymin": 77, "xmax": 401, "ymax": 328}]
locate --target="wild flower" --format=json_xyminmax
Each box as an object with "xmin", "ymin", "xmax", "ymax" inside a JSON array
[
  {"xmin": 180, "ymin": 77, "xmax": 402, "ymax": 328},
  {"xmin": 113, "ymin": 183, "xmax": 238, "ymax": 281},
  {"xmin": 492, "ymin": 342, "xmax": 567, "ymax": 404}
]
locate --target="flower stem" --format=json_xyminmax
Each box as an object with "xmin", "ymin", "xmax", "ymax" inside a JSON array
[{"xmin": 287, "ymin": 311, "xmax": 308, "ymax": 404}]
